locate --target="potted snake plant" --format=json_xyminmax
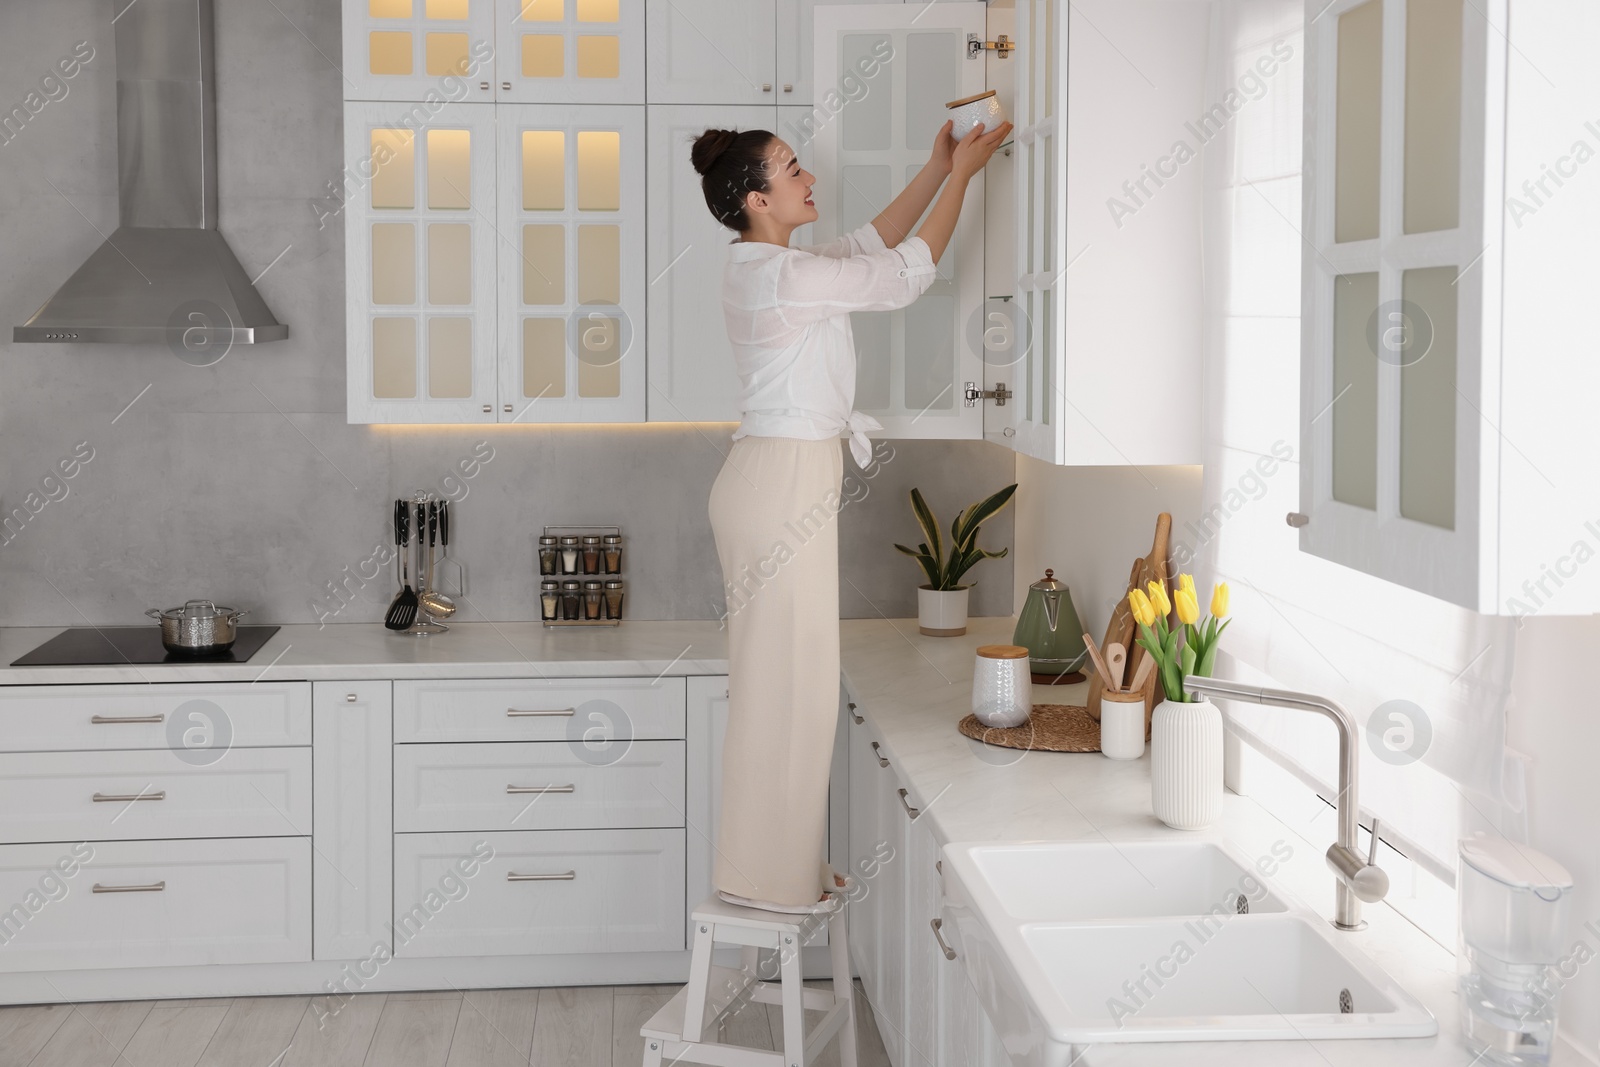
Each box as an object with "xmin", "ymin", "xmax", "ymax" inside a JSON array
[{"xmin": 894, "ymin": 484, "xmax": 1018, "ymax": 636}]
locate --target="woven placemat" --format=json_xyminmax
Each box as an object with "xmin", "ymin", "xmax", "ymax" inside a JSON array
[{"xmin": 957, "ymin": 703, "xmax": 1100, "ymax": 753}]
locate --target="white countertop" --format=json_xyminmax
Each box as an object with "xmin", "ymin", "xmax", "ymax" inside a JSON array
[
  {"xmin": 0, "ymin": 616, "xmax": 1562, "ymax": 1062},
  {"xmin": 0, "ymin": 621, "xmax": 731, "ymax": 685},
  {"xmin": 833, "ymin": 615, "xmax": 1552, "ymax": 1067}
]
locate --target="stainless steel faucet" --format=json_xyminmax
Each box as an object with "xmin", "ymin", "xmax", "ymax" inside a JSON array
[{"xmin": 1181, "ymin": 675, "xmax": 1389, "ymax": 930}]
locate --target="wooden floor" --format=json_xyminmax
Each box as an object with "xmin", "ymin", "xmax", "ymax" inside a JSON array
[{"xmin": 0, "ymin": 979, "xmax": 892, "ymax": 1067}]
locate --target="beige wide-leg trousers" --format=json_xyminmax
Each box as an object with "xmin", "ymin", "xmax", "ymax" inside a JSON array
[{"xmin": 708, "ymin": 434, "xmax": 843, "ymax": 907}]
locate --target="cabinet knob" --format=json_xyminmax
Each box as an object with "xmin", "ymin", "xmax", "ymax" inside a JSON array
[
  {"xmin": 501, "ymin": 81, "xmax": 511, "ymax": 90},
  {"xmin": 346, "ymin": 693, "xmax": 358, "ymax": 703},
  {"xmin": 783, "ymin": 83, "xmax": 793, "ymax": 93},
  {"xmin": 1285, "ymin": 512, "xmax": 1310, "ymax": 528},
  {"xmin": 762, "ymin": 83, "xmax": 772, "ymax": 92},
  {"xmin": 482, "ymin": 404, "xmax": 492, "ymax": 413},
  {"xmin": 504, "ymin": 403, "xmax": 513, "ymax": 413},
  {"xmin": 479, "ymin": 81, "xmax": 489, "ymax": 91}
]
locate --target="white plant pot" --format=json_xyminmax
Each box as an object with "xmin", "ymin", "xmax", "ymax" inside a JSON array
[
  {"xmin": 1149, "ymin": 697, "xmax": 1223, "ymax": 829},
  {"xmin": 917, "ymin": 586, "xmax": 970, "ymax": 636}
]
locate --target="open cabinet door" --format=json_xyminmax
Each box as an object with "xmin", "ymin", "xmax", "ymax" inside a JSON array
[
  {"xmin": 812, "ymin": 3, "xmax": 987, "ymax": 441},
  {"xmin": 1006, "ymin": 0, "xmax": 1068, "ymax": 463}
]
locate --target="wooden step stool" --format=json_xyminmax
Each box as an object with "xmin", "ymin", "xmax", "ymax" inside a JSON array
[{"xmin": 640, "ymin": 894, "xmax": 857, "ymax": 1067}]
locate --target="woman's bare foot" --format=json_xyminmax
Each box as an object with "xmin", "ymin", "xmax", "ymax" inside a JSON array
[{"xmin": 818, "ymin": 871, "xmax": 847, "ymax": 901}]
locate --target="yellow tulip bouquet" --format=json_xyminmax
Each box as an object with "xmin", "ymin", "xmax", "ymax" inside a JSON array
[{"xmin": 1127, "ymin": 575, "xmax": 1230, "ymax": 703}]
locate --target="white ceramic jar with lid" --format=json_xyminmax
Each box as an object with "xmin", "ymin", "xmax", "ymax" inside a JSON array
[{"xmin": 971, "ymin": 644, "xmax": 1032, "ymax": 728}]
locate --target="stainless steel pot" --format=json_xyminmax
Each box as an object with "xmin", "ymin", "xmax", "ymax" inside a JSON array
[{"xmin": 145, "ymin": 600, "xmax": 249, "ymax": 654}]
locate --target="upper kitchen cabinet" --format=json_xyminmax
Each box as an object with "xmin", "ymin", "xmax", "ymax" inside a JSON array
[
  {"xmin": 345, "ymin": 101, "xmax": 500, "ymax": 423},
  {"xmin": 811, "ymin": 3, "xmax": 988, "ymax": 440},
  {"xmin": 644, "ymin": 0, "xmax": 885, "ymax": 106},
  {"xmin": 494, "ymin": 0, "xmax": 645, "ymax": 102},
  {"xmin": 646, "ymin": 105, "xmax": 776, "ymax": 423},
  {"xmin": 646, "ymin": 104, "xmax": 819, "ymax": 424},
  {"xmin": 645, "ymin": 0, "xmax": 777, "ymax": 105},
  {"xmin": 1003, "ymin": 0, "xmax": 1207, "ymax": 465},
  {"xmin": 1299, "ymin": 0, "xmax": 1600, "ymax": 612},
  {"xmin": 497, "ymin": 104, "xmax": 647, "ymax": 422},
  {"xmin": 342, "ymin": 0, "xmax": 496, "ymax": 102}
]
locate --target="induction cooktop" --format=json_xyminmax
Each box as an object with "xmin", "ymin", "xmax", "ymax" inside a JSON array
[{"xmin": 10, "ymin": 626, "xmax": 282, "ymax": 667}]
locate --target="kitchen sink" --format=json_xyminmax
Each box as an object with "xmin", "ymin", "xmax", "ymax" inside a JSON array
[
  {"xmin": 963, "ymin": 840, "xmax": 1291, "ymax": 920},
  {"xmin": 939, "ymin": 839, "xmax": 1436, "ymax": 1066}
]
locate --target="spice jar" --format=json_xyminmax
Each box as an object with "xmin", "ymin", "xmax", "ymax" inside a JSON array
[
  {"xmin": 583, "ymin": 579, "xmax": 604, "ymax": 620},
  {"xmin": 560, "ymin": 579, "xmax": 582, "ymax": 620},
  {"xmin": 539, "ymin": 579, "xmax": 560, "ymax": 622},
  {"xmin": 601, "ymin": 534, "xmax": 622, "ymax": 574},
  {"xmin": 581, "ymin": 535, "xmax": 602, "ymax": 574},
  {"xmin": 537, "ymin": 536, "xmax": 559, "ymax": 576},
  {"xmin": 558, "ymin": 536, "xmax": 581, "ymax": 575},
  {"xmin": 603, "ymin": 579, "xmax": 625, "ymax": 620}
]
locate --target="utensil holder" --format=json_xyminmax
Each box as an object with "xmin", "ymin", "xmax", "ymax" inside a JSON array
[
  {"xmin": 1098, "ymin": 688, "xmax": 1147, "ymax": 760},
  {"xmin": 403, "ymin": 494, "xmax": 448, "ymax": 635}
]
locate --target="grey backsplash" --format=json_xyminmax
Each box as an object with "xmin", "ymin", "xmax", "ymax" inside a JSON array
[{"xmin": 0, "ymin": 0, "xmax": 1015, "ymax": 628}]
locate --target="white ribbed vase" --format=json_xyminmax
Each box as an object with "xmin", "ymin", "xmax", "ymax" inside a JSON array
[{"xmin": 1149, "ymin": 698, "xmax": 1223, "ymax": 830}]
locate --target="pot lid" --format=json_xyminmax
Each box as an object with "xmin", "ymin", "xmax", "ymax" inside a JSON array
[
  {"xmin": 1459, "ymin": 837, "xmax": 1574, "ymax": 894},
  {"xmin": 154, "ymin": 599, "xmax": 237, "ymax": 620},
  {"xmin": 1030, "ymin": 568, "xmax": 1064, "ymax": 591}
]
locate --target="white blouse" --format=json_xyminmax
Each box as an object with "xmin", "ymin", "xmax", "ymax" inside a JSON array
[{"xmin": 721, "ymin": 221, "xmax": 938, "ymax": 467}]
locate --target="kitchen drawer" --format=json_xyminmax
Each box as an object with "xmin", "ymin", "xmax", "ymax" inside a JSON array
[
  {"xmin": 394, "ymin": 741, "xmax": 685, "ymax": 833},
  {"xmin": 0, "ymin": 748, "xmax": 311, "ymax": 844},
  {"xmin": 0, "ymin": 836, "xmax": 311, "ymax": 972},
  {"xmin": 0, "ymin": 683, "xmax": 311, "ymax": 753},
  {"xmin": 392, "ymin": 828, "xmax": 684, "ymax": 957},
  {"xmin": 393, "ymin": 678, "xmax": 686, "ymax": 743}
]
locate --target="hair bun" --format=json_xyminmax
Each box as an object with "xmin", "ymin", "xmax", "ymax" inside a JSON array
[{"xmin": 691, "ymin": 128, "xmax": 739, "ymax": 176}]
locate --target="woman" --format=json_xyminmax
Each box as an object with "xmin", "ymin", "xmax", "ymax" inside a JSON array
[{"xmin": 694, "ymin": 117, "xmax": 1011, "ymax": 912}]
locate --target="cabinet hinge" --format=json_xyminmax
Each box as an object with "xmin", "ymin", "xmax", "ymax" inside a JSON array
[
  {"xmin": 967, "ymin": 33, "xmax": 1013, "ymax": 59},
  {"xmin": 964, "ymin": 381, "xmax": 1012, "ymax": 408}
]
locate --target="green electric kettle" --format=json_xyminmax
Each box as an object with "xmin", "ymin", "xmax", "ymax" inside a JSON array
[{"xmin": 1012, "ymin": 569, "xmax": 1088, "ymax": 684}]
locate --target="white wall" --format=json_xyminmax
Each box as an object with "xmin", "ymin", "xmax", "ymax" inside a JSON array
[{"xmin": 1012, "ymin": 459, "xmax": 1203, "ymax": 642}]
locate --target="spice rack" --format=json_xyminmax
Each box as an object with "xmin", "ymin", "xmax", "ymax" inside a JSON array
[{"xmin": 538, "ymin": 525, "xmax": 625, "ymax": 627}]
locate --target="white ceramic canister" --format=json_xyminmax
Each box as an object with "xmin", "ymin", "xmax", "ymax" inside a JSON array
[
  {"xmin": 1149, "ymin": 698, "xmax": 1224, "ymax": 829},
  {"xmin": 1098, "ymin": 688, "xmax": 1147, "ymax": 760},
  {"xmin": 946, "ymin": 89, "xmax": 1006, "ymax": 141},
  {"xmin": 972, "ymin": 644, "xmax": 1032, "ymax": 728}
]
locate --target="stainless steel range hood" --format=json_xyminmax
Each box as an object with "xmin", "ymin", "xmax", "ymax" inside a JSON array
[{"xmin": 13, "ymin": 0, "xmax": 287, "ymax": 345}]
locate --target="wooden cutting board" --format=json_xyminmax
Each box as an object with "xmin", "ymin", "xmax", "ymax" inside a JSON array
[{"xmin": 1087, "ymin": 513, "xmax": 1170, "ymax": 724}]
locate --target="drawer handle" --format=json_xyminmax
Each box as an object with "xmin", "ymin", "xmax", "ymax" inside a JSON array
[
  {"xmin": 871, "ymin": 741, "xmax": 889, "ymax": 768},
  {"xmin": 931, "ymin": 917, "xmax": 956, "ymax": 960},
  {"xmin": 90, "ymin": 714, "xmax": 164, "ymax": 725},
  {"xmin": 506, "ymin": 707, "xmax": 576, "ymax": 717},
  {"xmin": 92, "ymin": 790, "xmax": 166, "ymax": 803},
  {"xmin": 507, "ymin": 870, "xmax": 577, "ymax": 881},
  {"xmin": 898, "ymin": 787, "xmax": 920, "ymax": 820},
  {"xmin": 506, "ymin": 784, "xmax": 576, "ymax": 794},
  {"xmin": 848, "ymin": 701, "xmax": 862, "ymax": 725},
  {"xmin": 93, "ymin": 881, "xmax": 166, "ymax": 894}
]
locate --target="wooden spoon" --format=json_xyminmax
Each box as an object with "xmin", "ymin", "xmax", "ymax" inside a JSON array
[
  {"xmin": 1082, "ymin": 633, "xmax": 1115, "ymax": 690},
  {"xmin": 1128, "ymin": 654, "xmax": 1156, "ymax": 695},
  {"xmin": 1105, "ymin": 642, "xmax": 1127, "ymax": 692}
]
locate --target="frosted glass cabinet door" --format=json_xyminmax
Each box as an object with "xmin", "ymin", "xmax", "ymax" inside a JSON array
[
  {"xmin": 342, "ymin": 0, "xmax": 496, "ymax": 102},
  {"xmin": 646, "ymin": 105, "xmax": 776, "ymax": 423},
  {"xmin": 645, "ymin": 0, "xmax": 778, "ymax": 104},
  {"xmin": 497, "ymin": 104, "xmax": 646, "ymax": 422},
  {"xmin": 811, "ymin": 4, "xmax": 987, "ymax": 440},
  {"xmin": 1300, "ymin": 0, "xmax": 1492, "ymax": 607},
  {"xmin": 345, "ymin": 102, "xmax": 499, "ymax": 423},
  {"xmin": 494, "ymin": 0, "xmax": 645, "ymax": 102}
]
